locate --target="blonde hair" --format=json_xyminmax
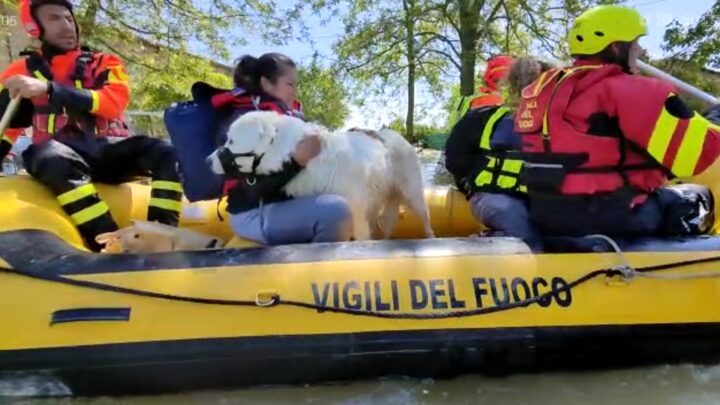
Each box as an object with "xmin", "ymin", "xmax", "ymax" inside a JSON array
[{"xmin": 502, "ymin": 56, "xmax": 556, "ymax": 108}]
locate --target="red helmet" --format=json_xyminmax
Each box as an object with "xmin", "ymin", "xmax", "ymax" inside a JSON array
[
  {"xmin": 483, "ymin": 55, "xmax": 515, "ymax": 90},
  {"xmin": 19, "ymin": 0, "xmax": 76, "ymax": 39}
]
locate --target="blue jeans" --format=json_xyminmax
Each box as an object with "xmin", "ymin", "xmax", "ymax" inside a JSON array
[
  {"xmin": 229, "ymin": 194, "xmax": 352, "ymax": 245},
  {"xmin": 469, "ymin": 192, "xmax": 544, "ymax": 252}
]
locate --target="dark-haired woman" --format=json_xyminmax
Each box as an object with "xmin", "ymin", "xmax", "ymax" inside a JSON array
[{"xmin": 211, "ymin": 53, "xmax": 352, "ymax": 246}]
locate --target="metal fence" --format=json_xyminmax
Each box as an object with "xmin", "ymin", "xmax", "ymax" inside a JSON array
[{"xmin": 125, "ymin": 111, "xmax": 168, "ymax": 139}]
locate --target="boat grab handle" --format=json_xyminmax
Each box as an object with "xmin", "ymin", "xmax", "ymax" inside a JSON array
[{"xmin": 50, "ymin": 307, "xmax": 131, "ymax": 326}]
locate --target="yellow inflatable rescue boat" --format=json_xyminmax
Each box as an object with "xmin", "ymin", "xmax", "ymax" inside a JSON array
[{"xmin": 2, "ymin": 175, "xmax": 720, "ymax": 396}]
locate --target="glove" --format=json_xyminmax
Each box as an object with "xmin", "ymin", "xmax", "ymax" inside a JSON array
[{"xmin": 703, "ymin": 104, "xmax": 720, "ymax": 126}]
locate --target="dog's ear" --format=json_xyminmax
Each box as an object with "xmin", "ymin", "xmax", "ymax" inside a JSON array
[
  {"xmin": 95, "ymin": 231, "xmax": 120, "ymax": 245},
  {"xmin": 255, "ymin": 115, "xmax": 282, "ymax": 151}
]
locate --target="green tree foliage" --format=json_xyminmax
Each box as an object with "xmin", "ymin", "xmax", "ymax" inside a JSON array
[
  {"xmin": 386, "ymin": 117, "xmax": 445, "ymax": 145},
  {"xmin": 318, "ymin": 0, "xmax": 622, "ymax": 140},
  {"xmin": 662, "ymin": 0, "xmax": 720, "ymax": 70},
  {"xmin": 297, "ymin": 61, "xmax": 349, "ymax": 130},
  {"xmin": 329, "ymin": 0, "xmax": 449, "ymax": 141},
  {"xmin": 656, "ymin": 1, "xmax": 720, "ymax": 111},
  {"xmin": 66, "ymin": 0, "xmax": 299, "ymax": 111},
  {"xmin": 432, "ymin": 0, "xmax": 623, "ymax": 97}
]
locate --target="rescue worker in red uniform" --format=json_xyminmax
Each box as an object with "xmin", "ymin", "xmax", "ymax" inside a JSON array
[
  {"xmin": 515, "ymin": 5, "xmax": 720, "ymax": 238},
  {"xmin": 0, "ymin": 0, "xmax": 182, "ymax": 251},
  {"xmin": 447, "ymin": 55, "xmax": 515, "ymax": 128}
]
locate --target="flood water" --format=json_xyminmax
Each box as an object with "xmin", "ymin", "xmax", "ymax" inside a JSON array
[{"xmin": 5, "ymin": 151, "xmax": 720, "ymax": 403}]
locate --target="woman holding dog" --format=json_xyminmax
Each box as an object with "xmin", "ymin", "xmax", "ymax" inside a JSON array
[{"xmin": 211, "ymin": 53, "xmax": 353, "ymax": 245}]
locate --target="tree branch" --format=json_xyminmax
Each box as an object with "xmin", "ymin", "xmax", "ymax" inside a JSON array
[
  {"xmin": 425, "ymin": 48, "xmax": 462, "ymax": 70},
  {"xmin": 416, "ymin": 31, "xmax": 461, "ymax": 59},
  {"xmin": 437, "ymin": 0, "xmax": 461, "ymax": 38},
  {"xmin": 340, "ymin": 36, "xmax": 408, "ymax": 72},
  {"xmin": 94, "ymin": 37, "xmax": 161, "ymax": 72},
  {"xmin": 417, "ymin": 59, "xmax": 453, "ymax": 76}
]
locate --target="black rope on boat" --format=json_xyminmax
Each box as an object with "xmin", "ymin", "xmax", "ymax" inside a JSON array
[{"xmin": 1, "ymin": 255, "xmax": 720, "ymax": 319}]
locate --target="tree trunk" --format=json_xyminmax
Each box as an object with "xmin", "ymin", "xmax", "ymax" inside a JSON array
[
  {"xmin": 458, "ymin": 0, "xmax": 481, "ymax": 96},
  {"xmin": 81, "ymin": 0, "xmax": 100, "ymax": 28},
  {"xmin": 403, "ymin": 0, "xmax": 416, "ymax": 143},
  {"xmin": 1, "ymin": 0, "xmax": 13, "ymax": 62}
]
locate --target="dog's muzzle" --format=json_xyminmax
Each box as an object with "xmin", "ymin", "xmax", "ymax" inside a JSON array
[{"xmin": 218, "ymin": 146, "xmax": 265, "ymax": 175}]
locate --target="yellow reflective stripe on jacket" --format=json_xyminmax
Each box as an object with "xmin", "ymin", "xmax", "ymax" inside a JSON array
[
  {"xmin": 646, "ymin": 98, "xmax": 680, "ymax": 166},
  {"xmin": 456, "ymin": 96, "xmax": 472, "ymax": 120},
  {"xmin": 501, "ymin": 158, "xmax": 523, "ymax": 174},
  {"xmin": 108, "ymin": 65, "xmax": 130, "ymax": 84},
  {"xmin": 1, "ymin": 133, "xmax": 14, "ymax": 144},
  {"xmin": 47, "ymin": 113, "xmax": 56, "ymax": 134},
  {"xmin": 497, "ymin": 175, "xmax": 517, "ymax": 189},
  {"xmin": 32, "ymin": 70, "xmax": 47, "ymax": 81},
  {"xmin": 479, "ymin": 107, "xmax": 510, "ymax": 150},
  {"xmin": 672, "ymin": 114, "xmax": 711, "ymax": 177},
  {"xmin": 151, "ymin": 180, "xmax": 183, "ymax": 192},
  {"xmin": 447, "ymin": 97, "xmax": 469, "ymax": 129},
  {"xmin": 473, "ymin": 156, "xmax": 526, "ymax": 193},
  {"xmin": 57, "ymin": 184, "xmax": 98, "ymax": 206},
  {"xmin": 149, "ymin": 198, "xmax": 182, "ymax": 212},
  {"xmin": 89, "ymin": 90, "xmax": 100, "ymax": 114},
  {"xmin": 475, "ymin": 170, "xmax": 493, "ymax": 186},
  {"xmin": 70, "ymin": 201, "xmax": 110, "ymax": 225}
]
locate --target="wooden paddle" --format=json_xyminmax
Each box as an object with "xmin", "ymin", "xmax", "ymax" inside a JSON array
[{"xmin": 0, "ymin": 96, "xmax": 20, "ymax": 136}]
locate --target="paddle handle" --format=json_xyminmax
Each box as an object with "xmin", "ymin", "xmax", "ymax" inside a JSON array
[
  {"xmin": 0, "ymin": 96, "xmax": 20, "ymax": 137},
  {"xmin": 637, "ymin": 60, "xmax": 719, "ymax": 107}
]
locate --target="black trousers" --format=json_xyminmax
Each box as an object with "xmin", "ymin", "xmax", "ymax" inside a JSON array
[
  {"xmin": 529, "ymin": 184, "xmax": 713, "ymax": 238},
  {"xmin": 22, "ymin": 135, "xmax": 182, "ymax": 251}
]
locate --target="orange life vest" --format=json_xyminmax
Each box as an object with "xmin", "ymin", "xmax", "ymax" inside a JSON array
[{"xmin": 23, "ymin": 48, "xmax": 130, "ymax": 143}]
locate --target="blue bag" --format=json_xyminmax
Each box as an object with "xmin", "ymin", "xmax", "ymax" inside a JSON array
[{"xmin": 164, "ymin": 82, "xmax": 227, "ymax": 202}]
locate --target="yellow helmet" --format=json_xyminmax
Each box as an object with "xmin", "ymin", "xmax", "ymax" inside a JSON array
[{"xmin": 568, "ymin": 5, "xmax": 648, "ymax": 56}]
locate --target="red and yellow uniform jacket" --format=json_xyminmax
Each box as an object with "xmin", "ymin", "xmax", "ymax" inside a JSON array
[
  {"xmin": 0, "ymin": 47, "xmax": 131, "ymax": 159},
  {"xmin": 515, "ymin": 61, "xmax": 720, "ymax": 207}
]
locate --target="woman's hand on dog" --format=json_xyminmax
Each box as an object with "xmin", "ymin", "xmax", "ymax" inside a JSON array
[{"xmin": 293, "ymin": 135, "xmax": 322, "ymax": 166}]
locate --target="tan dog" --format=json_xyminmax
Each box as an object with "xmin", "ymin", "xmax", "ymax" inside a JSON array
[{"xmin": 95, "ymin": 220, "xmax": 224, "ymax": 254}]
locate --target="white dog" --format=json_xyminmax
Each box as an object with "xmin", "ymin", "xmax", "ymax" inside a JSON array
[{"xmin": 207, "ymin": 111, "xmax": 434, "ymax": 241}]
